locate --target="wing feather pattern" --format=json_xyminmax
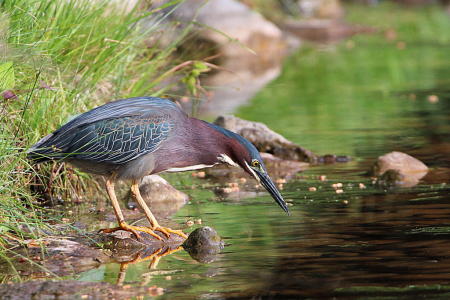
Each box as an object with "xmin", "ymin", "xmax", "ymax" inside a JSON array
[{"xmin": 28, "ymin": 97, "xmax": 182, "ymax": 164}]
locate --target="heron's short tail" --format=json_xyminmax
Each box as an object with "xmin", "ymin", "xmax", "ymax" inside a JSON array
[{"xmin": 26, "ymin": 133, "xmax": 57, "ymax": 164}]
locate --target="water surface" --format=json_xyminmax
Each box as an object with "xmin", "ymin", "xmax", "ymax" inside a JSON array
[{"xmin": 78, "ymin": 4, "xmax": 450, "ymax": 299}]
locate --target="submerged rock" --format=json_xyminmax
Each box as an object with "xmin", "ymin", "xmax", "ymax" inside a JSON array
[
  {"xmin": 376, "ymin": 169, "xmax": 420, "ymax": 188},
  {"xmin": 372, "ymin": 151, "xmax": 428, "ymax": 187},
  {"xmin": 182, "ymin": 227, "xmax": 224, "ymax": 263}
]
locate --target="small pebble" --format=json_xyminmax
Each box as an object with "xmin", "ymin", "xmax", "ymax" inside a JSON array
[
  {"xmin": 428, "ymin": 95, "xmax": 439, "ymax": 103},
  {"xmin": 223, "ymin": 186, "xmax": 240, "ymax": 193},
  {"xmin": 309, "ymin": 187, "xmax": 317, "ymax": 192}
]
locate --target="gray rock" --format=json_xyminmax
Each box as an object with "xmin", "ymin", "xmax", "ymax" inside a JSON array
[
  {"xmin": 139, "ymin": 175, "xmax": 188, "ymax": 202},
  {"xmin": 156, "ymin": 0, "xmax": 285, "ymax": 62},
  {"xmin": 214, "ymin": 115, "xmax": 316, "ymax": 162}
]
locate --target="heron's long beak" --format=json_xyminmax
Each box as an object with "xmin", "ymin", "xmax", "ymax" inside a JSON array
[{"xmin": 258, "ymin": 172, "xmax": 290, "ymax": 215}]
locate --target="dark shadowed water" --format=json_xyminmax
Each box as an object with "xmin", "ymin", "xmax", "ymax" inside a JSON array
[{"xmin": 74, "ymin": 4, "xmax": 450, "ymax": 300}]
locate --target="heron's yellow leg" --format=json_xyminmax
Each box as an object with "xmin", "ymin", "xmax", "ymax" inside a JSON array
[
  {"xmin": 130, "ymin": 180, "xmax": 188, "ymax": 240},
  {"xmin": 100, "ymin": 174, "xmax": 163, "ymax": 241}
]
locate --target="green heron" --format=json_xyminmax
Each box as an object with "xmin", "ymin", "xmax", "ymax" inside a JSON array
[{"xmin": 27, "ymin": 97, "xmax": 289, "ymax": 241}]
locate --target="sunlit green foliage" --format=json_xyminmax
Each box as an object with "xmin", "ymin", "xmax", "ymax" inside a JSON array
[{"xmin": 0, "ymin": 0, "xmax": 201, "ymax": 272}]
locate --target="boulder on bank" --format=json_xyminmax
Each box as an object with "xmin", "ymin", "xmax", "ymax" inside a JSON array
[{"xmin": 153, "ymin": 0, "xmax": 287, "ymax": 66}]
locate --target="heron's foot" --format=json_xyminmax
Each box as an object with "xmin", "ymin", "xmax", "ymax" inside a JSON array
[
  {"xmin": 100, "ymin": 221, "xmax": 163, "ymax": 241},
  {"xmin": 100, "ymin": 221, "xmax": 188, "ymax": 241},
  {"xmin": 153, "ymin": 226, "xmax": 188, "ymax": 240}
]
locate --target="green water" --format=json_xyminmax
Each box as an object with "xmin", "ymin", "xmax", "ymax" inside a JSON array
[
  {"xmin": 76, "ymin": 4, "xmax": 450, "ymax": 299},
  {"xmin": 237, "ymin": 4, "xmax": 450, "ymax": 157}
]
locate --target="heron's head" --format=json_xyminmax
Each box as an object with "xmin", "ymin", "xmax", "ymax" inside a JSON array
[{"xmin": 207, "ymin": 123, "xmax": 290, "ymax": 215}]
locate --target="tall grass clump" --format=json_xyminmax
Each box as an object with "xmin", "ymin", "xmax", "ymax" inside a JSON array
[{"xmin": 0, "ymin": 0, "xmax": 207, "ymax": 271}]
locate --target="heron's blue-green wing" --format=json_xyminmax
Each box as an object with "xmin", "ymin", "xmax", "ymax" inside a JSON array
[
  {"xmin": 61, "ymin": 115, "xmax": 175, "ymax": 164},
  {"xmin": 30, "ymin": 97, "xmax": 183, "ymax": 164}
]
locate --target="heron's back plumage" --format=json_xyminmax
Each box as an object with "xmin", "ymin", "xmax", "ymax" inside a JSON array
[{"xmin": 27, "ymin": 97, "xmax": 184, "ymax": 166}]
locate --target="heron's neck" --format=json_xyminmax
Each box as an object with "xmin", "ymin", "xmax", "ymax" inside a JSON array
[{"xmin": 156, "ymin": 118, "xmax": 235, "ymax": 173}]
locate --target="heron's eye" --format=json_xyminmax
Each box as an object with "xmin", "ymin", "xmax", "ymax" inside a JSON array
[{"xmin": 252, "ymin": 160, "xmax": 260, "ymax": 168}]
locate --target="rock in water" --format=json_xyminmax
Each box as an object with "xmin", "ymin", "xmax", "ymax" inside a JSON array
[
  {"xmin": 376, "ymin": 169, "xmax": 420, "ymax": 188},
  {"xmin": 372, "ymin": 151, "xmax": 428, "ymax": 186},
  {"xmin": 182, "ymin": 227, "xmax": 224, "ymax": 263},
  {"xmin": 139, "ymin": 175, "xmax": 189, "ymax": 202}
]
